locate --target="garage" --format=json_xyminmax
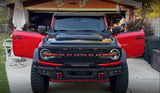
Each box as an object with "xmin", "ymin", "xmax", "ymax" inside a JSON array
[{"xmin": 6, "ymin": 0, "xmax": 142, "ymax": 32}]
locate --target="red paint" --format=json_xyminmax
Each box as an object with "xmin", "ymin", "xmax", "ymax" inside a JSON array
[
  {"xmin": 39, "ymin": 42, "xmax": 42, "ymax": 47},
  {"xmin": 59, "ymin": 54, "xmax": 65, "ymax": 56},
  {"xmin": 56, "ymin": 72, "xmax": 59, "ymax": 78},
  {"xmin": 39, "ymin": 61, "xmax": 62, "ymax": 66},
  {"xmin": 112, "ymin": 34, "xmax": 117, "ymax": 37},
  {"xmin": 104, "ymin": 16, "xmax": 108, "ymax": 27},
  {"xmin": 88, "ymin": 54, "xmax": 94, "ymax": 56},
  {"xmin": 50, "ymin": 79, "xmax": 109, "ymax": 83},
  {"xmin": 51, "ymin": 16, "xmax": 55, "ymax": 27},
  {"xmin": 93, "ymin": 48, "xmax": 98, "ymax": 50},
  {"xmin": 78, "ymin": 48, "xmax": 83, "ymax": 50},
  {"xmin": 12, "ymin": 29, "xmax": 46, "ymax": 59},
  {"xmin": 101, "ymin": 72, "xmax": 104, "ymax": 77},
  {"xmin": 39, "ymin": 60, "xmax": 121, "ymax": 67},
  {"xmin": 63, "ymin": 48, "xmax": 67, "ymax": 50},
  {"xmin": 117, "ymin": 42, "xmax": 121, "ymax": 47},
  {"xmin": 98, "ymin": 61, "xmax": 121, "ymax": 67},
  {"xmin": 98, "ymin": 72, "xmax": 101, "ymax": 78},
  {"xmin": 115, "ymin": 29, "xmax": 145, "ymax": 58}
]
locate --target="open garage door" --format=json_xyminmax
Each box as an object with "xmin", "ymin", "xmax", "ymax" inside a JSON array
[{"xmin": 24, "ymin": 10, "xmax": 126, "ymax": 32}]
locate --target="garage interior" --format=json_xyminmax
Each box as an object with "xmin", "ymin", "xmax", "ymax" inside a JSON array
[{"xmin": 24, "ymin": 11, "xmax": 126, "ymax": 32}]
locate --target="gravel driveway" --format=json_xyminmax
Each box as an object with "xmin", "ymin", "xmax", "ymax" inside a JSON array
[{"xmin": 6, "ymin": 58, "xmax": 160, "ymax": 93}]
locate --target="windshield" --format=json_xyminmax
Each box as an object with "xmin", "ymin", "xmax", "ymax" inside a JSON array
[{"xmin": 54, "ymin": 16, "xmax": 105, "ymax": 31}]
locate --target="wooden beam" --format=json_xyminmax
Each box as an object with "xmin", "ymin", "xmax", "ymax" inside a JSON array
[
  {"xmin": 26, "ymin": 7, "xmax": 128, "ymax": 12},
  {"xmin": 27, "ymin": 10, "xmax": 123, "ymax": 14},
  {"xmin": 4, "ymin": 0, "xmax": 26, "ymax": 3}
]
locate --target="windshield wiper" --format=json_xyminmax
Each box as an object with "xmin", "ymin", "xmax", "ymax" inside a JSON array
[
  {"xmin": 77, "ymin": 30, "xmax": 97, "ymax": 32},
  {"xmin": 54, "ymin": 30, "xmax": 68, "ymax": 32}
]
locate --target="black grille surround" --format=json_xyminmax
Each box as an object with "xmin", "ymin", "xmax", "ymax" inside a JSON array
[{"xmin": 38, "ymin": 47, "xmax": 122, "ymax": 64}]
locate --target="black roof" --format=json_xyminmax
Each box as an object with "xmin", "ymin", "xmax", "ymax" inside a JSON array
[{"xmin": 53, "ymin": 12, "xmax": 105, "ymax": 16}]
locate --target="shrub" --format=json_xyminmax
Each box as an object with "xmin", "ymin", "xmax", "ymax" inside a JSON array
[{"xmin": 126, "ymin": 19, "xmax": 154, "ymax": 37}]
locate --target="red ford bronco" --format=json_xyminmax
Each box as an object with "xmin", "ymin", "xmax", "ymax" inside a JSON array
[{"xmin": 12, "ymin": 13, "xmax": 145, "ymax": 93}]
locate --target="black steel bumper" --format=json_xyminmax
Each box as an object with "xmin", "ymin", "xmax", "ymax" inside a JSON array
[{"xmin": 33, "ymin": 62, "xmax": 124, "ymax": 80}]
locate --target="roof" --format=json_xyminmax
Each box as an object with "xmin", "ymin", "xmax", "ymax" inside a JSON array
[
  {"xmin": 111, "ymin": 0, "xmax": 142, "ymax": 8},
  {"xmin": 54, "ymin": 13, "xmax": 105, "ymax": 16},
  {"xmin": 3, "ymin": 0, "xmax": 142, "ymax": 8}
]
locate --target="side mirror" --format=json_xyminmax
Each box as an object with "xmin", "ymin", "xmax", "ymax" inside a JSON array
[
  {"xmin": 111, "ymin": 26, "xmax": 121, "ymax": 35},
  {"xmin": 102, "ymin": 27, "xmax": 111, "ymax": 33},
  {"xmin": 38, "ymin": 25, "xmax": 46, "ymax": 34},
  {"xmin": 105, "ymin": 27, "xmax": 111, "ymax": 31}
]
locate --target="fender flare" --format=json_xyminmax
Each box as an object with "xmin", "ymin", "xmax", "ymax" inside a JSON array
[
  {"xmin": 120, "ymin": 49, "xmax": 127, "ymax": 66},
  {"xmin": 33, "ymin": 48, "xmax": 39, "ymax": 64}
]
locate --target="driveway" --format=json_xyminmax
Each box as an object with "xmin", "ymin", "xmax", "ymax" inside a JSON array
[{"xmin": 6, "ymin": 58, "xmax": 160, "ymax": 93}]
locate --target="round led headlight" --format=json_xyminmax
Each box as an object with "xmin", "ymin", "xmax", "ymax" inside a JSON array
[
  {"xmin": 40, "ymin": 49, "xmax": 51, "ymax": 60},
  {"xmin": 110, "ymin": 49, "xmax": 120, "ymax": 60}
]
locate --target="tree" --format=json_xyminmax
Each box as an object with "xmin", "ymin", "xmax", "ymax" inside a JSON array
[
  {"xmin": 0, "ymin": 6, "xmax": 8, "ymax": 24},
  {"xmin": 135, "ymin": 0, "xmax": 160, "ymax": 19},
  {"xmin": 126, "ymin": 0, "xmax": 158, "ymax": 36},
  {"xmin": 146, "ymin": 0, "xmax": 160, "ymax": 19}
]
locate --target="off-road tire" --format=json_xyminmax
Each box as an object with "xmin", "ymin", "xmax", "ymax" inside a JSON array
[
  {"xmin": 110, "ymin": 64, "xmax": 128, "ymax": 93},
  {"xmin": 31, "ymin": 64, "xmax": 49, "ymax": 93}
]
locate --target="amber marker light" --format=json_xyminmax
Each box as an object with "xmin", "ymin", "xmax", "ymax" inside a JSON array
[
  {"xmin": 42, "ymin": 53, "xmax": 58, "ymax": 56},
  {"xmin": 102, "ymin": 54, "xmax": 117, "ymax": 56}
]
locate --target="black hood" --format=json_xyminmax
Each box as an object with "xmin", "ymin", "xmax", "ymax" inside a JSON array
[
  {"xmin": 55, "ymin": 33, "xmax": 103, "ymax": 41},
  {"xmin": 43, "ymin": 30, "xmax": 113, "ymax": 46},
  {"xmin": 47, "ymin": 30, "xmax": 111, "ymax": 41}
]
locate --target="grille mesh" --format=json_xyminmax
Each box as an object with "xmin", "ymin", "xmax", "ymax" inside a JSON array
[{"xmin": 39, "ymin": 48, "xmax": 121, "ymax": 63}]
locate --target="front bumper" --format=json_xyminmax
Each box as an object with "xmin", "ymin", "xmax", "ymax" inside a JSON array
[{"xmin": 33, "ymin": 62, "xmax": 124, "ymax": 82}]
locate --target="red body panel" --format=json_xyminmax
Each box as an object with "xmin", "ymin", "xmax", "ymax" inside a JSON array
[
  {"xmin": 104, "ymin": 16, "xmax": 108, "ymax": 27},
  {"xmin": 113, "ymin": 29, "xmax": 145, "ymax": 58},
  {"xmin": 50, "ymin": 79, "xmax": 109, "ymax": 83},
  {"xmin": 39, "ymin": 60, "xmax": 121, "ymax": 67},
  {"xmin": 98, "ymin": 61, "xmax": 121, "ymax": 67},
  {"xmin": 51, "ymin": 16, "xmax": 55, "ymax": 27},
  {"xmin": 39, "ymin": 61, "xmax": 62, "ymax": 66},
  {"xmin": 12, "ymin": 29, "xmax": 46, "ymax": 58}
]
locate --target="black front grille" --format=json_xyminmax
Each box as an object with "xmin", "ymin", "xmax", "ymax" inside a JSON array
[
  {"xmin": 51, "ymin": 48, "xmax": 110, "ymax": 54},
  {"xmin": 39, "ymin": 47, "xmax": 121, "ymax": 63}
]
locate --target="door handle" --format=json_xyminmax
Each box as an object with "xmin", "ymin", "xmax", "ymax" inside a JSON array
[
  {"xmin": 136, "ymin": 36, "xmax": 144, "ymax": 39},
  {"xmin": 14, "ymin": 36, "xmax": 22, "ymax": 39}
]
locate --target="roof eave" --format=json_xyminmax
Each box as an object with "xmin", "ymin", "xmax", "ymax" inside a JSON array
[{"xmin": 111, "ymin": 0, "xmax": 142, "ymax": 8}]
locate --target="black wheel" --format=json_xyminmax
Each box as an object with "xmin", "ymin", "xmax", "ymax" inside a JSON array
[
  {"xmin": 31, "ymin": 64, "xmax": 49, "ymax": 93},
  {"xmin": 110, "ymin": 64, "xmax": 128, "ymax": 93}
]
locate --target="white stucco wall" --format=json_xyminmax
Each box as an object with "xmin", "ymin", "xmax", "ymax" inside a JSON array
[{"xmin": 151, "ymin": 18, "xmax": 160, "ymax": 37}]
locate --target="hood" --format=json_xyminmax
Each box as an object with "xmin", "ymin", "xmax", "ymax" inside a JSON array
[
  {"xmin": 55, "ymin": 33, "xmax": 103, "ymax": 41},
  {"xmin": 45, "ymin": 31, "xmax": 112, "ymax": 45}
]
